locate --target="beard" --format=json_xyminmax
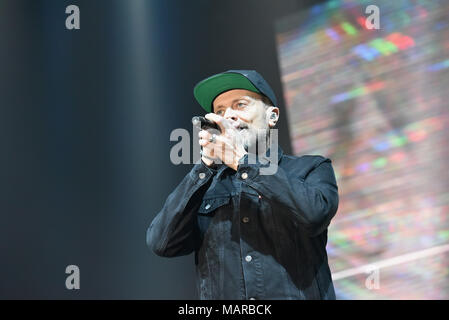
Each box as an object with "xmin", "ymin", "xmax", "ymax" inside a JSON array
[{"xmin": 239, "ymin": 127, "xmax": 270, "ymax": 154}]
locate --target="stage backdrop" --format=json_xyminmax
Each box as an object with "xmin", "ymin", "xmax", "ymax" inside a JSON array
[{"xmin": 275, "ymin": 0, "xmax": 449, "ymax": 299}]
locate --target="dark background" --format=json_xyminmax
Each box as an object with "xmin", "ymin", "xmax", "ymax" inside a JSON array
[{"xmin": 0, "ymin": 0, "xmax": 323, "ymax": 299}]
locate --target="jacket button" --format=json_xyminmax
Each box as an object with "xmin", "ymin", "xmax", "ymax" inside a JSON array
[
  {"xmin": 245, "ymin": 255, "xmax": 252, "ymax": 262},
  {"xmin": 199, "ymin": 172, "xmax": 206, "ymax": 179},
  {"xmin": 242, "ymin": 217, "xmax": 250, "ymax": 223},
  {"xmin": 205, "ymin": 204, "xmax": 211, "ymax": 210},
  {"xmin": 241, "ymin": 172, "xmax": 248, "ymax": 180}
]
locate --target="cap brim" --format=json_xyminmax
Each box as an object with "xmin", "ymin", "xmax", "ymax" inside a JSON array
[{"xmin": 193, "ymin": 72, "xmax": 261, "ymax": 113}]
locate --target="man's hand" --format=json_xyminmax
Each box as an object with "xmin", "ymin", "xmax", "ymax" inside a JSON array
[
  {"xmin": 199, "ymin": 135, "xmax": 216, "ymax": 167},
  {"xmin": 198, "ymin": 113, "xmax": 248, "ymax": 171}
]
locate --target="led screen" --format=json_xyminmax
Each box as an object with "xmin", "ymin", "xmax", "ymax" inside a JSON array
[{"xmin": 275, "ymin": 0, "xmax": 449, "ymax": 299}]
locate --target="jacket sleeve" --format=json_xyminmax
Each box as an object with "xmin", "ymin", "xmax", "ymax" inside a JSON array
[
  {"xmin": 146, "ymin": 162, "xmax": 214, "ymax": 257},
  {"xmin": 237, "ymin": 155, "xmax": 339, "ymax": 237}
]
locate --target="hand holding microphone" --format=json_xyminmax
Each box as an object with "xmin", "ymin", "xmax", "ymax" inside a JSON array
[
  {"xmin": 193, "ymin": 114, "xmax": 248, "ymax": 171},
  {"xmin": 192, "ymin": 116, "xmax": 221, "ymax": 132},
  {"xmin": 193, "ymin": 116, "xmax": 221, "ymax": 167}
]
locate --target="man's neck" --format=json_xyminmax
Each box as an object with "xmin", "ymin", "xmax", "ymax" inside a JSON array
[{"xmin": 246, "ymin": 130, "xmax": 276, "ymax": 157}]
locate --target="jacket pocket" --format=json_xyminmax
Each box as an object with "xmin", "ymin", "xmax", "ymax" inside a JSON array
[
  {"xmin": 197, "ymin": 196, "xmax": 231, "ymax": 238},
  {"xmin": 198, "ymin": 196, "xmax": 231, "ymax": 215}
]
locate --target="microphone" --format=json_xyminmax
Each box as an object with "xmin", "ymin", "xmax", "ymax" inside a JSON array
[{"xmin": 192, "ymin": 116, "xmax": 221, "ymax": 132}]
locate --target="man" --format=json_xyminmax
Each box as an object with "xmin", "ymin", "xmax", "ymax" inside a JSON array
[{"xmin": 146, "ymin": 70, "xmax": 339, "ymax": 300}]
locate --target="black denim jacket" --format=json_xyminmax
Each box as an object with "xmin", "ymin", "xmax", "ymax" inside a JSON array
[{"xmin": 147, "ymin": 147, "xmax": 339, "ymax": 300}]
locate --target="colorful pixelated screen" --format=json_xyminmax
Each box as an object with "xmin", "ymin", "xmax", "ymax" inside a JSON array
[{"xmin": 275, "ymin": 0, "xmax": 449, "ymax": 299}]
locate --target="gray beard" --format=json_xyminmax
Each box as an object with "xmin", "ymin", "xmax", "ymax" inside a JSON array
[{"xmin": 243, "ymin": 129, "xmax": 270, "ymax": 155}]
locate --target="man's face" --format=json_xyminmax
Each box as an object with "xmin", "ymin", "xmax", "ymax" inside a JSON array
[{"xmin": 212, "ymin": 89, "xmax": 277, "ymax": 150}]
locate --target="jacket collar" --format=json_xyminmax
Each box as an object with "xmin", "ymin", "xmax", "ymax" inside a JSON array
[
  {"xmin": 267, "ymin": 144, "xmax": 284, "ymax": 163},
  {"xmin": 215, "ymin": 145, "xmax": 284, "ymax": 180}
]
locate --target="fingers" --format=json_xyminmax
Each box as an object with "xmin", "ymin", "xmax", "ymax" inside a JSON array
[
  {"xmin": 198, "ymin": 128, "xmax": 243, "ymax": 168},
  {"xmin": 198, "ymin": 130, "xmax": 226, "ymax": 146},
  {"xmin": 205, "ymin": 113, "xmax": 231, "ymax": 132},
  {"xmin": 199, "ymin": 131, "xmax": 216, "ymax": 165},
  {"xmin": 198, "ymin": 130, "xmax": 213, "ymax": 147}
]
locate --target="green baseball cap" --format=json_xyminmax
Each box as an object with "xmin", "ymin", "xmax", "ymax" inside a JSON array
[{"xmin": 193, "ymin": 70, "xmax": 277, "ymax": 113}]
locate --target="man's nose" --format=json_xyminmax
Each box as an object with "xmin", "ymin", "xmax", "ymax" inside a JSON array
[{"xmin": 223, "ymin": 108, "xmax": 238, "ymax": 122}]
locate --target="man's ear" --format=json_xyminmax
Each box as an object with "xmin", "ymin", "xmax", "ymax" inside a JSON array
[{"xmin": 266, "ymin": 106, "xmax": 280, "ymax": 128}]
